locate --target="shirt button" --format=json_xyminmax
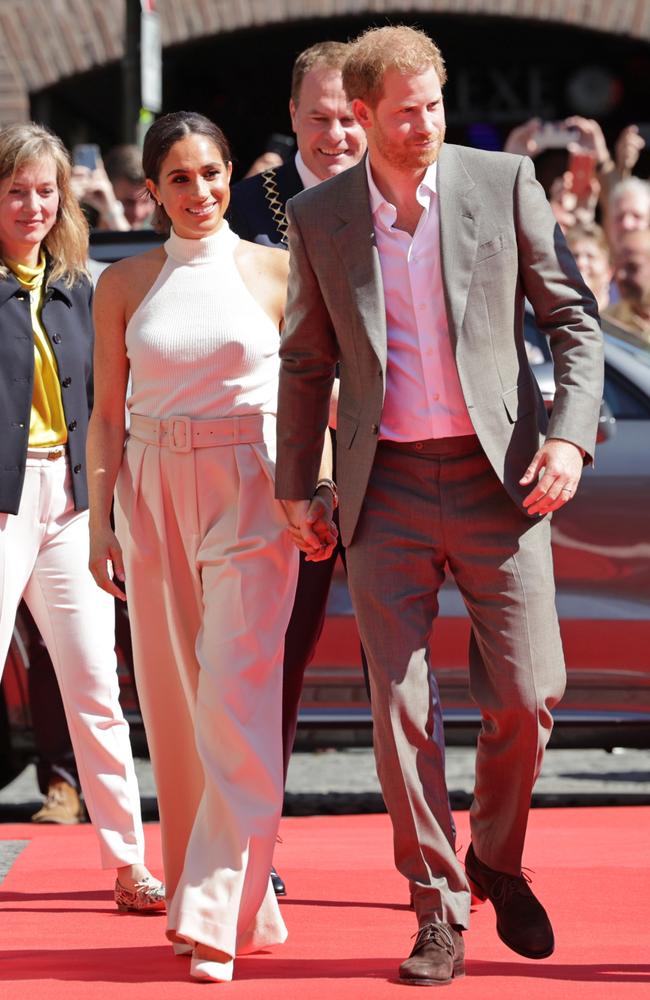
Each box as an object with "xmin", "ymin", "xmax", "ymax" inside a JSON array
[
  {"xmin": 415, "ymin": 442, "xmax": 424, "ymax": 451},
  {"xmin": 62, "ymin": 376, "xmax": 72, "ymax": 388},
  {"xmin": 73, "ymin": 464, "xmax": 82, "ymax": 473},
  {"xmin": 426, "ymin": 349, "xmax": 433, "ymax": 356},
  {"xmin": 432, "ymin": 394, "xmax": 440, "ymax": 401},
  {"xmin": 68, "ymin": 420, "xmax": 77, "ymax": 431}
]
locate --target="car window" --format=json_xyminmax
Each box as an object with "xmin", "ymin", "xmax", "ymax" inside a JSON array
[{"xmin": 603, "ymin": 365, "xmax": 650, "ymax": 420}]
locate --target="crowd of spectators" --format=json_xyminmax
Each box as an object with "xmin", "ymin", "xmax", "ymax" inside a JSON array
[{"xmin": 504, "ymin": 116, "xmax": 650, "ymax": 344}]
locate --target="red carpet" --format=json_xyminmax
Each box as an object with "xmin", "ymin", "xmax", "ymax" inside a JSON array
[{"xmin": 1, "ymin": 808, "xmax": 649, "ymax": 998}]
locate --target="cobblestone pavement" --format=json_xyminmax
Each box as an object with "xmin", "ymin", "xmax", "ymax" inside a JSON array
[
  {"xmin": 1, "ymin": 746, "xmax": 649, "ymax": 822},
  {"xmin": 1, "ymin": 746, "xmax": 648, "ymax": 882}
]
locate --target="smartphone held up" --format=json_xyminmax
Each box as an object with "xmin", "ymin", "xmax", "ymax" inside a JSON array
[
  {"xmin": 567, "ymin": 151, "xmax": 596, "ymax": 199},
  {"xmin": 72, "ymin": 143, "xmax": 101, "ymax": 171}
]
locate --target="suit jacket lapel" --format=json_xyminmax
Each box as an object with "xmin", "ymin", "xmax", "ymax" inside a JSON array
[
  {"xmin": 332, "ymin": 159, "xmax": 388, "ymax": 370},
  {"xmin": 437, "ymin": 144, "xmax": 481, "ymax": 345}
]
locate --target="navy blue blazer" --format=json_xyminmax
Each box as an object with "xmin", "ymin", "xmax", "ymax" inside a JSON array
[
  {"xmin": 227, "ymin": 159, "xmax": 303, "ymax": 247},
  {"xmin": 0, "ymin": 268, "xmax": 94, "ymax": 515}
]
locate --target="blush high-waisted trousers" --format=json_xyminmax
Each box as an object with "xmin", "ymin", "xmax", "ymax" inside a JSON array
[{"xmin": 114, "ymin": 411, "xmax": 298, "ymax": 960}]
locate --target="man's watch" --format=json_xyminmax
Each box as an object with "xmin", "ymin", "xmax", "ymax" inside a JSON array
[{"xmin": 314, "ymin": 477, "xmax": 339, "ymax": 509}]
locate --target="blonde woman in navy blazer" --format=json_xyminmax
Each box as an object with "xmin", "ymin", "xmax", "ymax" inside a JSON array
[{"xmin": 0, "ymin": 122, "xmax": 163, "ymax": 912}]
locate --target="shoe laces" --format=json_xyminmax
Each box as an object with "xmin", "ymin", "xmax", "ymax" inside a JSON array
[
  {"xmin": 491, "ymin": 868, "xmax": 533, "ymax": 905},
  {"xmin": 411, "ymin": 923, "xmax": 454, "ymax": 956}
]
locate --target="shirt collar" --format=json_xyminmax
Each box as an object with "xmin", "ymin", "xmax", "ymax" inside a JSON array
[
  {"xmin": 366, "ymin": 156, "xmax": 438, "ymax": 226},
  {"xmin": 294, "ymin": 151, "xmax": 323, "ymax": 191}
]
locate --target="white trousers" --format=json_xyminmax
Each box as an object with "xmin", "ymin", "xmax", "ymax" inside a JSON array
[
  {"xmin": 0, "ymin": 453, "xmax": 145, "ymax": 868},
  {"xmin": 114, "ymin": 413, "xmax": 298, "ymax": 958}
]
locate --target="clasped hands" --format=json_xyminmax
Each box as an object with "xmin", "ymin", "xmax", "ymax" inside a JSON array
[
  {"xmin": 283, "ymin": 492, "xmax": 338, "ymax": 562},
  {"xmin": 283, "ymin": 439, "xmax": 583, "ymax": 550}
]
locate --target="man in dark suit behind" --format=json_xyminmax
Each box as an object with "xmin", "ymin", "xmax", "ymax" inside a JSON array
[
  {"xmin": 229, "ymin": 41, "xmax": 365, "ymax": 248},
  {"xmin": 276, "ymin": 25, "xmax": 603, "ymax": 985},
  {"xmin": 228, "ymin": 41, "xmax": 366, "ymax": 896}
]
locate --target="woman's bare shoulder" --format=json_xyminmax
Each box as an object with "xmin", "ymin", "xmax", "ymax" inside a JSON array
[
  {"xmin": 235, "ymin": 238, "xmax": 289, "ymax": 279},
  {"xmin": 96, "ymin": 246, "xmax": 167, "ymax": 315},
  {"xmin": 99, "ymin": 245, "xmax": 166, "ymax": 286}
]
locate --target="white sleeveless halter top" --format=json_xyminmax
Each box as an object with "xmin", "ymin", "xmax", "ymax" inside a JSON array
[{"xmin": 125, "ymin": 222, "xmax": 280, "ymax": 419}]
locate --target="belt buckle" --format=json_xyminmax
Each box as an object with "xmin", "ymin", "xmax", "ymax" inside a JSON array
[
  {"xmin": 47, "ymin": 447, "xmax": 65, "ymax": 461},
  {"xmin": 168, "ymin": 416, "xmax": 192, "ymax": 454}
]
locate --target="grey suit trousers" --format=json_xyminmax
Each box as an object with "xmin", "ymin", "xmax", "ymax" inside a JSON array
[{"xmin": 345, "ymin": 435, "xmax": 566, "ymax": 929}]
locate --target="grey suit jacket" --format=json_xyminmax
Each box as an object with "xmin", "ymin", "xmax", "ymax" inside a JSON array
[{"xmin": 275, "ymin": 145, "xmax": 603, "ymax": 546}]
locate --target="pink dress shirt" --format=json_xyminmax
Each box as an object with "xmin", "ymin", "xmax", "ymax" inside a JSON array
[{"xmin": 366, "ymin": 157, "xmax": 475, "ymax": 442}]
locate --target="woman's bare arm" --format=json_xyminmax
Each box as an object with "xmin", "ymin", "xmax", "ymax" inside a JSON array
[{"xmin": 86, "ymin": 261, "xmax": 132, "ymax": 598}]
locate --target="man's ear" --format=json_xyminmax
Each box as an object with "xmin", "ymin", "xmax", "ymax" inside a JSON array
[
  {"xmin": 352, "ymin": 98, "xmax": 371, "ymax": 130},
  {"xmin": 289, "ymin": 98, "xmax": 298, "ymax": 134}
]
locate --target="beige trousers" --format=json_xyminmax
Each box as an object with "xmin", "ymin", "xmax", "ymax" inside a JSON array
[
  {"xmin": 346, "ymin": 437, "xmax": 566, "ymax": 929},
  {"xmin": 0, "ymin": 453, "xmax": 144, "ymax": 868},
  {"xmin": 115, "ymin": 413, "xmax": 298, "ymax": 957}
]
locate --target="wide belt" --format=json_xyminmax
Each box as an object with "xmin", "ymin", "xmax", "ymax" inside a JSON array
[{"xmin": 128, "ymin": 413, "xmax": 268, "ymax": 453}]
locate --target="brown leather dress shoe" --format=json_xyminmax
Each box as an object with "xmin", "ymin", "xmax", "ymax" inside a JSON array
[
  {"xmin": 464, "ymin": 843, "xmax": 554, "ymax": 959},
  {"xmin": 31, "ymin": 779, "xmax": 83, "ymax": 825},
  {"xmin": 399, "ymin": 922, "xmax": 465, "ymax": 987}
]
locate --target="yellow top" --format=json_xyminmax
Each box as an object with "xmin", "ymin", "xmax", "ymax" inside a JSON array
[{"xmin": 7, "ymin": 254, "xmax": 67, "ymax": 448}]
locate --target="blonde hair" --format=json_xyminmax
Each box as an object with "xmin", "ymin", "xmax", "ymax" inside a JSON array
[
  {"xmin": 0, "ymin": 122, "xmax": 89, "ymax": 287},
  {"xmin": 342, "ymin": 25, "xmax": 447, "ymax": 108}
]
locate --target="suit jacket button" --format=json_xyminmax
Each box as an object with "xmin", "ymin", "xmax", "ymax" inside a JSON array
[
  {"xmin": 52, "ymin": 334, "xmax": 62, "ymax": 344},
  {"xmin": 73, "ymin": 464, "xmax": 82, "ymax": 473},
  {"xmin": 68, "ymin": 420, "xmax": 77, "ymax": 431},
  {"xmin": 62, "ymin": 376, "xmax": 72, "ymax": 388},
  {"xmin": 371, "ymin": 423, "xmax": 379, "ymax": 434}
]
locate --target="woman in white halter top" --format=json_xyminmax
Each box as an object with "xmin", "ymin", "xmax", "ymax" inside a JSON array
[{"xmin": 87, "ymin": 113, "xmax": 336, "ymax": 984}]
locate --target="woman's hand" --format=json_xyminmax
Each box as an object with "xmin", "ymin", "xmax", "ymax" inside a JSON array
[{"xmin": 89, "ymin": 523, "xmax": 127, "ymax": 600}]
